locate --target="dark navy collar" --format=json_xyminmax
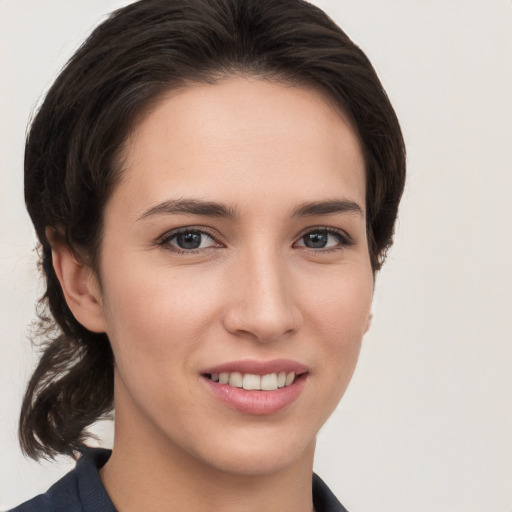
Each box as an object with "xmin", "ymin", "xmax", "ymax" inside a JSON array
[
  {"xmin": 313, "ymin": 473, "xmax": 349, "ymax": 512},
  {"xmin": 75, "ymin": 448, "xmax": 116, "ymax": 511}
]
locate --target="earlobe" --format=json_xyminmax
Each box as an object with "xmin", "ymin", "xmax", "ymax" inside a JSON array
[
  {"xmin": 48, "ymin": 235, "xmax": 107, "ymax": 334},
  {"xmin": 364, "ymin": 312, "xmax": 373, "ymax": 334}
]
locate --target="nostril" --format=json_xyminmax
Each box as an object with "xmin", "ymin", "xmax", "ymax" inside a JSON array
[{"xmin": 222, "ymin": 308, "xmax": 301, "ymax": 344}]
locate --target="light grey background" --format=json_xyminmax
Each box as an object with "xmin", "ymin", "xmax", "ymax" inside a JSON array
[{"xmin": 1, "ymin": 1, "xmax": 511, "ymax": 510}]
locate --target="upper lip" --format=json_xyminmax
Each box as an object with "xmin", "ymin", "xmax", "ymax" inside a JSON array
[{"xmin": 201, "ymin": 359, "xmax": 308, "ymax": 376}]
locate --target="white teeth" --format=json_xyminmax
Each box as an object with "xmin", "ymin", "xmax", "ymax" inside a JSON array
[
  {"xmin": 229, "ymin": 372, "xmax": 243, "ymax": 388},
  {"xmin": 261, "ymin": 373, "xmax": 278, "ymax": 391},
  {"xmin": 285, "ymin": 372, "xmax": 295, "ymax": 386},
  {"xmin": 243, "ymin": 374, "xmax": 261, "ymax": 390},
  {"xmin": 210, "ymin": 371, "xmax": 298, "ymax": 390}
]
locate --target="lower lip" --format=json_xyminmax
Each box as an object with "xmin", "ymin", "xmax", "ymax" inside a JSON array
[{"xmin": 201, "ymin": 374, "xmax": 307, "ymax": 415}]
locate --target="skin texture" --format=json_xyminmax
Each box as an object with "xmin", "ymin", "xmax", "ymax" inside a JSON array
[{"xmin": 51, "ymin": 76, "xmax": 373, "ymax": 512}]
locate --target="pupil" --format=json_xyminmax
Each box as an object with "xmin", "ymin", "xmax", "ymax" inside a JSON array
[
  {"xmin": 305, "ymin": 232, "xmax": 327, "ymax": 248},
  {"xmin": 177, "ymin": 232, "xmax": 201, "ymax": 249}
]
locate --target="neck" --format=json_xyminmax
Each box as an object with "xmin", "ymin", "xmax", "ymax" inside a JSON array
[{"xmin": 100, "ymin": 386, "xmax": 316, "ymax": 512}]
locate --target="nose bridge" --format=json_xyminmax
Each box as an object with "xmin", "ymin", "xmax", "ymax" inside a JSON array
[{"xmin": 224, "ymin": 241, "xmax": 301, "ymax": 342}]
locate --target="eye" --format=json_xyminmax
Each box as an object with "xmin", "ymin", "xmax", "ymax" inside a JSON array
[
  {"xmin": 159, "ymin": 229, "xmax": 220, "ymax": 252},
  {"xmin": 294, "ymin": 229, "xmax": 353, "ymax": 250}
]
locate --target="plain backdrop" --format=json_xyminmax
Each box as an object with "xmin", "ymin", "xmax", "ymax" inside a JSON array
[{"xmin": 1, "ymin": 1, "xmax": 511, "ymax": 510}]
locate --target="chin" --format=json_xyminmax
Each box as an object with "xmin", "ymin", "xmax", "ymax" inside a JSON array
[{"xmin": 183, "ymin": 425, "xmax": 317, "ymax": 477}]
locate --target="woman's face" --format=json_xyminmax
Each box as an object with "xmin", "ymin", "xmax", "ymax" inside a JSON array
[{"xmin": 96, "ymin": 76, "xmax": 373, "ymax": 475}]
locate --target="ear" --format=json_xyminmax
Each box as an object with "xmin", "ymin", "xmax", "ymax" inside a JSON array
[
  {"xmin": 364, "ymin": 312, "xmax": 373, "ymax": 334},
  {"xmin": 48, "ymin": 232, "xmax": 107, "ymax": 333}
]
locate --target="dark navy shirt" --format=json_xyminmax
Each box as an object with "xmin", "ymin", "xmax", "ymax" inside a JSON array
[{"xmin": 8, "ymin": 448, "xmax": 348, "ymax": 512}]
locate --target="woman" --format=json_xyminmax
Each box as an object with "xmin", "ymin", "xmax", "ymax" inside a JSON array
[{"xmin": 10, "ymin": 0, "xmax": 405, "ymax": 510}]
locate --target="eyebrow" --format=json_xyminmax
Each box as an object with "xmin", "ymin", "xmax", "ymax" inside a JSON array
[
  {"xmin": 137, "ymin": 197, "xmax": 363, "ymax": 222},
  {"xmin": 291, "ymin": 199, "xmax": 364, "ymax": 218},
  {"xmin": 137, "ymin": 198, "xmax": 238, "ymax": 221}
]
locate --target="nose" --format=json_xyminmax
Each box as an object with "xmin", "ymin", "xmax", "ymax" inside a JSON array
[{"xmin": 222, "ymin": 248, "xmax": 303, "ymax": 343}]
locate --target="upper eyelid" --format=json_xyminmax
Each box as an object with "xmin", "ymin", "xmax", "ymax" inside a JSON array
[
  {"xmin": 158, "ymin": 228, "xmax": 222, "ymax": 254},
  {"xmin": 159, "ymin": 226, "xmax": 220, "ymax": 243},
  {"xmin": 294, "ymin": 226, "xmax": 354, "ymax": 243}
]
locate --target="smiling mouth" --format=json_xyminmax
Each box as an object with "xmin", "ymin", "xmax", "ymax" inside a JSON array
[
  {"xmin": 204, "ymin": 371, "xmax": 300, "ymax": 391},
  {"xmin": 201, "ymin": 361, "xmax": 308, "ymax": 414}
]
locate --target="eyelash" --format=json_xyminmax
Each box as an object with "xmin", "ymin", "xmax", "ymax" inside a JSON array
[
  {"xmin": 295, "ymin": 227, "xmax": 354, "ymax": 253},
  {"xmin": 158, "ymin": 226, "xmax": 354, "ymax": 254},
  {"xmin": 158, "ymin": 228, "xmax": 220, "ymax": 254}
]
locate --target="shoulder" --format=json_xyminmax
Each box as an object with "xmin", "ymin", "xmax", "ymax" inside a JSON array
[
  {"xmin": 6, "ymin": 448, "xmax": 114, "ymax": 512},
  {"xmin": 7, "ymin": 470, "xmax": 81, "ymax": 512}
]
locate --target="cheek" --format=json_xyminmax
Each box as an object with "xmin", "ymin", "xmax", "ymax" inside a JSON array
[
  {"xmin": 99, "ymin": 259, "xmax": 224, "ymax": 376},
  {"xmin": 303, "ymin": 264, "xmax": 373, "ymax": 392},
  {"xmin": 98, "ymin": 266, "xmax": 225, "ymax": 428},
  {"xmin": 305, "ymin": 263, "xmax": 373, "ymax": 338}
]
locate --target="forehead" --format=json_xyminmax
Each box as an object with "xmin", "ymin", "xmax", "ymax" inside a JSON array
[{"xmin": 111, "ymin": 76, "xmax": 366, "ymax": 217}]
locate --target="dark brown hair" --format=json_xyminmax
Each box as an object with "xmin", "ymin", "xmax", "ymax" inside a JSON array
[{"xmin": 20, "ymin": 0, "xmax": 406, "ymax": 460}]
